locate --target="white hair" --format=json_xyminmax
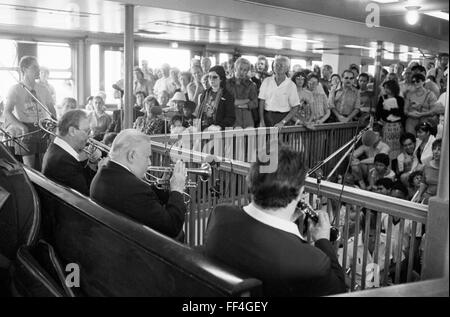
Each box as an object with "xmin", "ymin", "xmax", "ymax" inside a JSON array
[{"xmin": 110, "ymin": 129, "xmax": 150, "ymax": 160}]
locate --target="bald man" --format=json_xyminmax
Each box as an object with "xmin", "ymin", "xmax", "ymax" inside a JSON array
[{"xmin": 90, "ymin": 129, "xmax": 187, "ymax": 239}]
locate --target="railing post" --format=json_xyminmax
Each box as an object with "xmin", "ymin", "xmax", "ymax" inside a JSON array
[{"xmin": 422, "ymin": 76, "xmax": 449, "ymax": 280}]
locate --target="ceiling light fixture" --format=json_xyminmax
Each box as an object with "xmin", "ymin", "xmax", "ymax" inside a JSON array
[
  {"xmin": 405, "ymin": 6, "xmax": 421, "ymax": 25},
  {"xmin": 371, "ymin": 0, "xmax": 399, "ymax": 4},
  {"xmin": 424, "ymin": 11, "xmax": 449, "ymax": 21},
  {"xmin": 345, "ymin": 45, "xmax": 376, "ymax": 50}
]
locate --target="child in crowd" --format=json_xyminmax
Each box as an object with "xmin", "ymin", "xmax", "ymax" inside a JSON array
[
  {"xmin": 397, "ymin": 133, "xmax": 417, "ymax": 186},
  {"xmin": 182, "ymin": 101, "xmax": 196, "ymax": 129},
  {"xmin": 367, "ymin": 153, "xmax": 396, "ymax": 191},
  {"xmin": 170, "ymin": 114, "xmax": 185, "ymax": 135},
  {"xmin": 408, "ymin": 170, "xmax": 424, "ymax": 201}
]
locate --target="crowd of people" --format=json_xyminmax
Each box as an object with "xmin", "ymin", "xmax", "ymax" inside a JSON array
[{"xmin": 0, "ymin": 52, "xmax": 447, "ymax": 296}]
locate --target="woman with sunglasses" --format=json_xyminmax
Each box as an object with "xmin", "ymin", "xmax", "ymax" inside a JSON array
[
  {"xmin": 194, "ymin": 65, "xmax": 235, "ymax": 131},
  {"xmin": 404, "ymin": 73, "xmax": 441, "ymax": 134}
]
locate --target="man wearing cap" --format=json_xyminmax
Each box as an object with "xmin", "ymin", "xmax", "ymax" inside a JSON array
[{"xmin": 351, "ymin": 125, "xmax": 391, "ymax": 189}]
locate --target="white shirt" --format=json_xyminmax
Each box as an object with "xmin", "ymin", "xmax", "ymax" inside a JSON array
[
  {"xmin": 258, "ymin": 76, "xmax": 300, "ymax": 113},
  {"xmin": 53, "ymin": 137, "xmax": 80, "ymax": 162},
  {"xmin": 243, "ymin": 202, "xmax": 306, "ymax": 241}
]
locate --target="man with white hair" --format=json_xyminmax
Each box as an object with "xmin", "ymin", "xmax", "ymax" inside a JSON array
[
  {"xmin": 258, "ymin": 55, "xmax": 300, "ymax": 127},
  {"xmin": 90, "ymin": 129, "xmax": 187, "ymax": 239}
]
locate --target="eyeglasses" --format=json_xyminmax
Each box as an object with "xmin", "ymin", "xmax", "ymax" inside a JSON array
[
  {"xmin": 208, "ymin": 75, "xmax": 219, "ymax": 80},
  {"xmin": 411, "ymin": 80, "xmax": 421, "ymax": 84}
]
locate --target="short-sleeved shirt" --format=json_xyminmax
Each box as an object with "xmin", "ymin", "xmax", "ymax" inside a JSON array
[
  {"xmin": 353, "ymin": 141, "xmax": 391, "ymax": 162},
  {"xmin": 6, "ymin": 83, "xmax": 54, "ymax": 123},
  {"xmin": 89, "ymin": 112, "xmax": 112, "ymax": 138},
  {"xmin": 310, "ymin": 89, "xmax": 329, "ymax": 121},
  {"xmin": 405, "ymin": 89, "xmax": 437, "ymax": 114},
  {"xmin": 258, "ymin": 76, "xmax": 300, "ymax": 113},
  {"xmin": 329, "ymin": 86, "xmax": 361, "ymax": 116}
]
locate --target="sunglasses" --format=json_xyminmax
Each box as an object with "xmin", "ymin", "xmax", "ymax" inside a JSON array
[
  {"xmin": 344, "ymin": 77, "xmax": 354, "ymax": 80},
  {"xmin": 411, "ymin": 80, "xmax": 421, "ymax": 84},
  {"xmin": 208, "ymin": 75, "xmax": 219, "ymax": 80}
]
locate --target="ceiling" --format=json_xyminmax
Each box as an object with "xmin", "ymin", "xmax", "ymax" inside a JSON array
[{"xmin": 0, "ymin": 0, "xmax": 447, "ymax": 59}]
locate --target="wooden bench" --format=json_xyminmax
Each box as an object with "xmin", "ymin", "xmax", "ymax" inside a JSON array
[{"xmin": 25, "ymin": 167, "xmax": 262, "ymax": 297}]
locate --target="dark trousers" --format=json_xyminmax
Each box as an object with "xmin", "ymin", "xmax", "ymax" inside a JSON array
[{"xmin": 263, "ymin": 110, "xmax": 288, "ymax": 127}]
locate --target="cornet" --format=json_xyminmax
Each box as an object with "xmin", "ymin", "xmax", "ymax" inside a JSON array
[{"xmin": 144, "ymin": 162, "xmax": 212, "ymax": 190}]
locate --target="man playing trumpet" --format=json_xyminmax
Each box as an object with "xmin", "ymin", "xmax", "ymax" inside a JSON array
[
  {"xmin": 42, "ymin": 110, "xmax": 101, "ymax": 196},
  {"xmin": 90, "ymin": 129, "xmax": 187, "ymax": 240}
]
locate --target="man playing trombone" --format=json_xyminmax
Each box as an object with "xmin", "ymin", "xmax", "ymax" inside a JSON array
[
  {"xmin": 42, "ymin": 110, "xmax": 100, "ymax": 196},
  {"xmin": 3, "ymin": 56, "xmax": 56, "ymax": 169},
  {"xmin": 90, "ymin": 129, "xmax": 187, "ymax": 240}
]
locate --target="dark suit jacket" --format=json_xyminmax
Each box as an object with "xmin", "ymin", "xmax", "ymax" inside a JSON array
[
  {"xmin": 204, "ymin": 205, "xmax": 346, "ymax": 297},
  {"xmin": 42, "ymin": 143, "xmax": 95, "ymax": 196},
  {"xmin": 90, "ymin": 161, "xmax": 186, "ymax": 238}
]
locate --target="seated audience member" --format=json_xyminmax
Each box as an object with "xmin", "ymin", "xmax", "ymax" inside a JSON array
[
  {"xmin": 412, "ymin": 122, "xmax": 436, "ymax": 171},
  {"xmin": 134, "ymin": 66, "xmax": 154, "ymax": 96},
  {"xmin": 413, "ymin": 139, "xmax": 441, "ymax": 204},
  {"xmin": 170, "ymin": 115, "xmax": 185, "ymax": 135},
  {"xmin": 328, "ymin": 70, "xmax": 360, "ymax": 123},
  {"xmin": 89, "ymin": 95, "xmax": 112, "ymax": 141},
  {"xmin": 408, "ymin": 171, "xmax": 424, "ymax": 200},
  {"xmin": 181, "ymin": 101, "xmax": 196, "ymax": 129},
  {"xmin": 85, "ymin": 96, "xmax": 94, "ymax": 111},
  {"xmin": 60, "ymin": 97, "xmax": 78, "ymax": 118},
  {"xmin": 200, "ymin": 73, "xmax": 210, "ymax": 91},
  {"xmin": 90, "ymin": 129, "xmax": 187, "ymax": 239},
  {"xmin": 204, "ymin": 146, "xmax": 346, "ymax": 297},
  {"xmin": 373, "ymin": 178, "xmax": 394, "ymax": 196},
  {"xmin": 158, "ymin": 90, "xmax": 170, "ymax": 108},
  {"xmin": 133, "ymin": 91, "xmax": 146, "ymax": 117},
  {"xmin": 133, "ymin": 101, "xmax": 165, "ymax": 135},
  {"xmin": 165, "ymin": 91, "xmax": 186, "ymax": 116},
  {"xmin": 42, "ymin": 110, "xmax": 99, "ymax": 196},
  {"xmin": 367, "ymin": 153, "xmax": 396, "ymax": 191},
  {"xmin": 351, "ymin": 126, "xmax": 390, "ymax": 189},
  {"xmin": 397, "ymin": 133, "xmax": 418, "ymax": 186}
]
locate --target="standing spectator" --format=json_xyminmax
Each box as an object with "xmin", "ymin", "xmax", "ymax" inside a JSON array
[
  {"xmin": 328, "ymin": 70, "xmax": 360, "ymax": 123},
  {"xmin": 251, "ymin": 55, "xmax": 271, "ymax": 127},
  {"xmin": 38, "ymin": 66, "xmax": 56, "ymax": 104},
  {"xmin": 258, "ymin": 55, "xmax": 300, "ymax": 127},
  {"xmin": 376, "ymin": 80, "xmax": 405, "ymax": 159},
  {"xmin": 307, "ymin": 73, "xmax": 330, "ymax": 124},
  {"xmin": 187, "ymin": 65, "xmax": 204, "ymax": 106},
  {"xmin": 412, "ymin": 65, "xmax": 440, "ymax": 99},
  {"xmin": 330, "ymin": 74, "xmax": 342, "ymax": 93},
  {"xmin": 178, "ymin": 71, "xmax": 192, "ymax": 100},
  {"xmin": 154, "ymin": 64, "xmax": 175, "ymax": 99},
  {"xmin": 134, "ymin": 66, "xmax": 154, "ymax": 96},
  {"xmin": 200, "ymin": 74, "xmax": 210, "ymax": 91},
  {"xmin": 201, "ymin": 56, "xmax": 212, "ymax": 74},
  {"xmin": 4, "ymin": 56, "xmax": 56, "ymax": 169},
  {"xmin": 404, "ymin": 73, "xmax": 442, "ymax": 134},
  {"xmin": 427, "ymin": 53, "xmax": 448, "ymax": 94},
  {"xmin": 399, "ymin": 67, "xmax": 414, "ymax": 98},
  {"xmin": 226, "ymin": 57, "xmax": 258, "ymax": 128},
  {"xmin": 194, "ymin": 65, "xmax": 235, "ymax": 131},
  {"xmin": 358, "ymin": 73, "xmax": 374, "ymax": 124},
  {"xmin": 320, "ymin": 65, "xmax": 333, "ymax": 97},
  {"xmin": 291, "ymin": 71, "xmax": 314, "ymax": 125}
]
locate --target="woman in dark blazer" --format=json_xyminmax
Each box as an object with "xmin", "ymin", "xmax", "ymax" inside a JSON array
[{"xmin": 195, "ymin": 65, "xmax": 235, "ymax": 131}]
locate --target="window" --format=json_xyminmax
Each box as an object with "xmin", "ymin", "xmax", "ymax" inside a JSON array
[
  {"xmin": 37, "ymin": 42, "xmax": 73, "ymax": 105},
  {"xmin": 90, "ymin": 44, "xmax": 100, "ymax": 102},
  {"xmin": 104, "ymin": 50, "xmax": 123, "ymax": 105},
  {"xmin": 138, "ymin": 47, "xmax": 191, "ymax": 72},
  {"xmin": 0, "ymin": 39, "xmax": 18, "ymax": 102},
  {"xmin": 291, "ymin": 58, "xmax": 307, "ymax": 70},
  {"xmin": 241, "ymin": 55, "xmax": 258, "ymax": 66},
  {"xmin": 219, "ymin": 53, "xmax": 229, "ymax": 65}
]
